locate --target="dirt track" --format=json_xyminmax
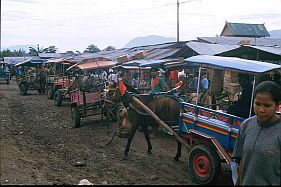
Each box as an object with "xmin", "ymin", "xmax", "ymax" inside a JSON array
[{"xmin": 0, "ymin": 79, "xmax": 233, "ymax": 185}]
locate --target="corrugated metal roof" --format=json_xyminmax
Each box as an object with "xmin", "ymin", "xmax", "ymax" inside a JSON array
[
  {"xmin": 38, "ymin": 53, "xmax": 65, "ymax": 58},
  {"xmin": 186, "ymin": 42, "xmax": 240, "ymax": 55},
  {"xmin": 248, "ymin": 46, "xmax": 281, "ymax": 56},
  {"xmin": 3, "ymin": 56, "xmax": 39, "ymax": 64},
  {"xmin": 184, "ymin": 55, "xmax": 281, "ymax": 74},
  {"xmin": 197, "ymin": 36, "xmax": 281, "ymax": 47},
  {"xmin": 221, "ymin": 22, "xmax": 270, "ymax": 37},
  {"xmin": 144, "ymin": 48, "xmax": 180, "ymax": 60}
]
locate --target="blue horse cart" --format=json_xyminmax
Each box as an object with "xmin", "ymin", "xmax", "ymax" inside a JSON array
[{"xmin": 175, "ymin": 55, "xmax": 281, "ymax": 184}]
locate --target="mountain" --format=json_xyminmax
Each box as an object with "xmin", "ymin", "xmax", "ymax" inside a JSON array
[
  {"xmin": 1, "ymin": 45, "xmax": 36, "ymax": 52},
  {"xmin": 123, "ymin": 35, "xmax": 176, "ymax": 48},
  {"xmin": 269, "ymin": 30, "xmax": 281, "ymax": 38}
]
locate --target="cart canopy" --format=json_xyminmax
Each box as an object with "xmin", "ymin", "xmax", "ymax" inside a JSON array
[
  {"xmin": 183, "ymin": 55, "xmax": 281, "ymax": 74},
  {"xmin": 67, "ymin": 60, "xmax": 115, "ymax": 71}
]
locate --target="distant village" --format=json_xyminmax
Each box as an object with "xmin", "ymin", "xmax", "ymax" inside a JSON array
[{"xmin": 1, "ymin": 22, "xmax": 281, "ymax": 66}]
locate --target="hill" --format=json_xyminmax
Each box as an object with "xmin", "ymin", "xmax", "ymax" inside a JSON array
[
  {"xmin": 123, "ymin": 35, "xmax": 176, "ymax": 48},
  {"xmin": 1, "ymin": 45, "xmax": 36, "ymax": 52},
  {"xmin": 269, "ymin": 30, "xmax": 281, "ymax": 38}
]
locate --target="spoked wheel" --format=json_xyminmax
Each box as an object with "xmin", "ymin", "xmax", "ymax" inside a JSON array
[
  {"xmin": 71, "ymin": 106, "xmax": 81, "ymax": 128},
  {"xmin": 54, "ymin": 90, "xmax": 63, "ymax": 106},
  {"xmin": 19, "ymin": 84, "xmax": 28, "ymax": 95},
  {"xmin": 47, "ymin": 86, "xmax": 54, "ymax": 99},
  {"xmin": 188, "ymin": 144, "xmax": 221, "ymax": 184}
]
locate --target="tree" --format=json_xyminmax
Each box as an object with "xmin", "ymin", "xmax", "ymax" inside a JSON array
[
  {"xmin": 0, "ymin": 49, "xmax": 28, "ymax": 57},
  {"xmin": 83, "ymin": 44, "xmax": 101, "ymax": 53},
  {"xmin": 46, "ymin": 45, "xmax": 58, "ymax": 53},
  {"xmin": 28, "ymin": 44, "xmax": 58, "ymax": 56},
  {"xmin": 66, "ymin": 51, "xmax": 75, "ymax": 55},
  {"xmin": 0, "ymin": 49, "xmax": 13, "ymax": 57},
  {"xmin": 75, "ymin": 51, "xmax": 82, "ymax": 55},
  {"xmin": 103, "ymin": 46, "xmax": 116, "ymax": 51}
]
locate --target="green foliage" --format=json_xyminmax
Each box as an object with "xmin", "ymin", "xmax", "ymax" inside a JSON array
[
  {"xmin": 28, "ymin": 45, "xmax": 58, "ymax": 56},
  {"xmin": 103, "ymin": 46, "xmax": 116, "ymax": 51},
  {"xmin": 84, "ymin": 44, "xmax": 101, "ymax": 53},
  {"xmin": 0, "ymin": 49, "xmax": 29, "ymax": 57}
]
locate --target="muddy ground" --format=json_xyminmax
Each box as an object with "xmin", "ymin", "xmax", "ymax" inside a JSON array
[{"xmin": 0, "ymin": 79, "xmax": 233, "ymax": 185}]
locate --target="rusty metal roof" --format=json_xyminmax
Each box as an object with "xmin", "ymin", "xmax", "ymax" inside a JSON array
[{"xmin": 67, "ymin": 60, "xmax": 115, "ymax": 71}]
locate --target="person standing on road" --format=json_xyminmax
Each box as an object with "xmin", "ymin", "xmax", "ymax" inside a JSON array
[
  {"xmin": 233, "ymin": 80, "xmax": 281, "ymax": 186},
  {"xmin": 150, "ymin": 66, "xmax": 169, "ymax": 93}
]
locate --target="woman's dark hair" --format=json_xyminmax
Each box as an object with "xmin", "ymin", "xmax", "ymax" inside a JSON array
[
  {"xmin": 150, "ymin": 66, "xmax": 159, "ymax": 73},
  {"xmin": 254, "ymin": 81, "xmax": 281, "ymax": 104}
]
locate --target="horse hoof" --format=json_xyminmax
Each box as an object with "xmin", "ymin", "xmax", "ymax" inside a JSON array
[
  {"xmin": 173, "ymin": 157, "xmax": 179, "ymax": 162},
  {"xmin": 121, "ymin": 154, "xmax": 128, "ymax": 160},
  {"xmin": 147, "ymin": 150, "xmax": 152, "ymax": 155}
]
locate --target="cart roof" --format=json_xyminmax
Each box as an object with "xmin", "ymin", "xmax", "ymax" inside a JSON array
[
  {"xmin": 67, "ymin": 60, "xmax": 115, "ymax": 71},
  {"xmin": 184, "ymin": 55, "xmax": 281, "ymax": 74}
]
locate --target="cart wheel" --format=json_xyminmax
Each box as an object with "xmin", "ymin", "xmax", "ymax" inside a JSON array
[
  {"xmin": 19, "ymin": 84, "xmax": 27, "ymax": 95},
  {"xmin": 54, "ymin": 91, "xmax": 63, "ymax": 106},
  {"xmin": 71, "ymin": 106, "xmax": 81, "ymax": 128},
  {"xmin": 188, "ymin": 144, "xmax": 221, "ymax": 184},
  {"xmin": 47, "ymin": 86, "xmax": 54, "ymax": 99}
]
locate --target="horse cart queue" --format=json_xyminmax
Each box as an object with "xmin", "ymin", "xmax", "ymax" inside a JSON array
[
  {"xmin": 14, "ymin": 58, "xmax": 46, "ymax": 95},
  {"xmin": 67, "ymin": 59, "xmax": 116, "ymax": 128},
  {"xmin": 107, "ymin": 55, "xmax": 281, "ymax": 184},
  {"xmin": 8, "ymin": 54, "xmax": 281, "ymax": 185}
]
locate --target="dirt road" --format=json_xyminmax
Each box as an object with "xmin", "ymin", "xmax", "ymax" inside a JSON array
[{"xmin": 0, "ymin": 79, "xmax": 233, "ymax": 185}]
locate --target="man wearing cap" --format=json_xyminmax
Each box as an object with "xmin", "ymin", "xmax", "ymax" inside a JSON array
[{"xmin": 150, "ymin": 66, "xmax": 169, "ymax": 93}]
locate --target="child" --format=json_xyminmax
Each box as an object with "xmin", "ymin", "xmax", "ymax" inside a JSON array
[{"xmin": 233, "ymin": 81, "xmax": 281, "ymax": 186}]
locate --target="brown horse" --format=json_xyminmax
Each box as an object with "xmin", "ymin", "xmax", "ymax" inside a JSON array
[{"xmin": 105, "ymin": 80, "xmax": 180, "ymax": 159}]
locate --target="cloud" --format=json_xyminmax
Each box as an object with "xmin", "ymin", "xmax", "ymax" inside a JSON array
[
  {"xmin": 238, "ymin": 13, "xmax": 281, "ymax": 21},
  {"xmin": 4, "ymin": 0, "xmax": 39, "ymax": 3}
]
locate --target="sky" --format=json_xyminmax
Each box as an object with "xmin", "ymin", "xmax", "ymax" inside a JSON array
[{"xmin": 1, "ymin": 0, "xmax": 281, "ymax": 52}]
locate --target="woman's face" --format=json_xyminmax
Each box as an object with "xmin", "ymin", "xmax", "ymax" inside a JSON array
[
  {"xmin": 151, "ymin": 71, "xmax": 157, "ymax": 78},
  {"xmin": 254, "ymin": 92, "xmax": 279, "ymax": 123}
]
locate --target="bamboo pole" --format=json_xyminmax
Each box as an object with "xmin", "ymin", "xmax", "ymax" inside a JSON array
[{"xmin": 131, "ymin": 96, "xmax": 191, "ymax": 149}]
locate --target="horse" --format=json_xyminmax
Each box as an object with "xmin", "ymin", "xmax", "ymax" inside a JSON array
[{"xmin": 105, "ymin": 79, "xmax": 181, "ymax": 159}]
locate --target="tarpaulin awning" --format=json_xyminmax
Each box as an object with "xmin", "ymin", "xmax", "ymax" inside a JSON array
[
  {"xmin": 183, "ymin": 55, "xmax": 281, "ymax": 74},
  {"xmin": 67, "ymin": 60, "xmax": 115, "ymax": 71},
  {"xmin": 14, "ymin": 57, "xmax": 43, "ymax": 67}
]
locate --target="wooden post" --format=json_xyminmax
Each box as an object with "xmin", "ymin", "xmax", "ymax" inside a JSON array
[{"xmin": 131, "ymin": 96, "xmax": 191, "ymax": 149}]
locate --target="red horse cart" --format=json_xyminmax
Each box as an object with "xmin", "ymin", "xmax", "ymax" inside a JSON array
[{"xmin": 67, "ymin": 59, "xmax": 115, "ymax": 128}]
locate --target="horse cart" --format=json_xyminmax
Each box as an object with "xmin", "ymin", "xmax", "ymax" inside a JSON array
[
  {"xmin": 172, "ymin": 55, "xmax": 281, "ymax": 184},
  {"xmin": 14, "ymin": 59, "xmax": 46, "ymax": 95},
  {"xmin": 0, "ymin": 61, "xmax": 10, "ymax": 84},
  {"xmin": 67, "ymin": 59, "xmax": 116, "ymax": 128},
  {"xmin": 111, "ymin": 55, "xmax": 281, "ymax": 185},
  {"xmin": 44, "ymin": 58, "xmax": 78, "ymax": 106}
]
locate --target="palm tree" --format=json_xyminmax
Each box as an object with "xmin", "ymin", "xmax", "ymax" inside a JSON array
[{"xmin": 28, "ymin": 44, "xmax": 58, "ymax": 56}]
